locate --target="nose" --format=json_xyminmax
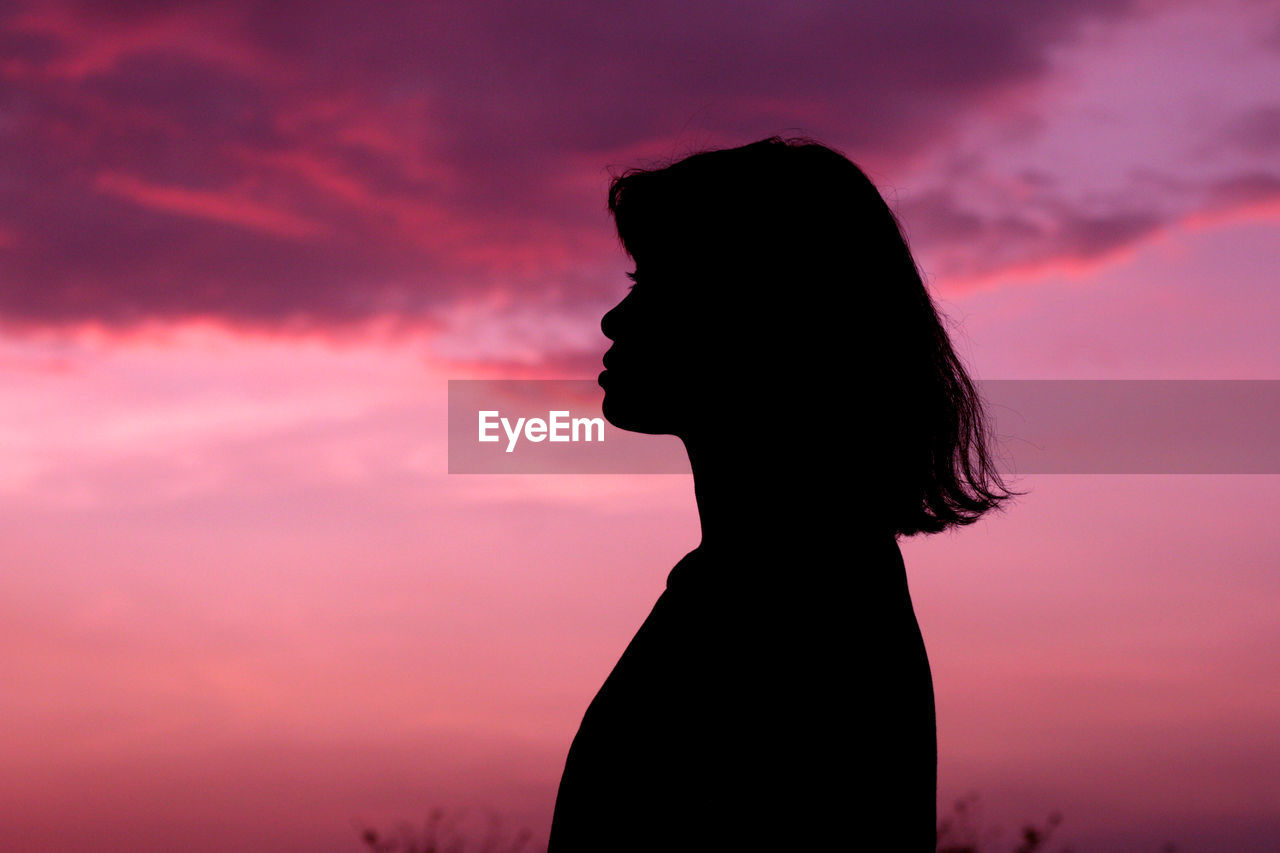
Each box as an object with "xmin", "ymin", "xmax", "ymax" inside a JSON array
[{"xmin": 600, "ymin": 293, "xmax": 630, "ymax": 342}]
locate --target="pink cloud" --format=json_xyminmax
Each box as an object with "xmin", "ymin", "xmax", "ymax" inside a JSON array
[
  {"xmin": 0, "ymin": 0, "xmax": 1276, "ymax": 369},
  {"xmin": 93, "ymin": 171, "xmax": 325, "ymax": 239},
  {"xmin": 6, "ymin": 2, "xmax": 279, "ymax": 82},
  {"xmin": 1, "ymin": 0, "xmax": 1153, "ymax": 342}
]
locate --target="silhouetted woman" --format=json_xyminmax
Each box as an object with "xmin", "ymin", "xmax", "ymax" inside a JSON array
[{"xmin": 548, "ymin": 137, "xmax": 1013, "ymax": 852}]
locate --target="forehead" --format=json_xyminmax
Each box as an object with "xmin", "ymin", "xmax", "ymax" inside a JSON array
[{"xmin": 627, "ymin": 226, "xmax": 726, "ymax": 273}]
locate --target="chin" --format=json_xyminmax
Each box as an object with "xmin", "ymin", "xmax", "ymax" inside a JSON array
[{"xmin": 601, "ymin": 388, "xmax": 677, "ymax": 436}]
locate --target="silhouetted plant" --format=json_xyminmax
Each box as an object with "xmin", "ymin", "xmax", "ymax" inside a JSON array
[
  {"xmin": 352, "ymin": 797, "xmax": 1175, "ymax": 852},
  {"xmin": 934, "ymin": 794, "xmax": 1176, "ymax": 853},
  {"xmin": 935, "ymin": 792, "xmax": 1067, "ymax": 853},
  {"xmin": 936, "ymin": 792, "xmax": 992, "ymax": 853},
  {"xmin": 355, "ymin": 807, "xmax": 534, "ymax": 853}
]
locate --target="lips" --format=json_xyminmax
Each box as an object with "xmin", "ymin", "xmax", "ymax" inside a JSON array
[{"xmin": 599, "ymin": 349, "xmax": 620, "ymax": 390}]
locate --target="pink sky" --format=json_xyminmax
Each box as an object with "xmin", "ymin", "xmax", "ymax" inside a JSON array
[{"xmin": 2, "ymin": 2, "xmax": 1279, "ymax": 851}]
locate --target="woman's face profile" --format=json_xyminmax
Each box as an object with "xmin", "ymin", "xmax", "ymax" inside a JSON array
[{"xmin": 598, "ymin": 249, "xmax": 716, "ymax": 437}]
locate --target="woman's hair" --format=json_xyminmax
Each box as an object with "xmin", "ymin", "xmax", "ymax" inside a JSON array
[{"xmin": 606, "ymin": 135, "xmax": 1016, "ymax": 536}]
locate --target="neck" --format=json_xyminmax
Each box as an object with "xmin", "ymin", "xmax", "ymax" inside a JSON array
[{"xmin": 683, "ymin": 432, "xmax": 894, "ymax": 557}]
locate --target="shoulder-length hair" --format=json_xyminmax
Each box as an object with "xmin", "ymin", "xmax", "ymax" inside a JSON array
[{"xmin": 606, "ymin": 136, "xmax": 1015, "ymax": 536}]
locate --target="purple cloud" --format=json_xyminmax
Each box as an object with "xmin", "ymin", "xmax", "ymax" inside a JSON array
[{"xmin": 2, "ymin": 0, "xmax": 1151, "ymax": 337}]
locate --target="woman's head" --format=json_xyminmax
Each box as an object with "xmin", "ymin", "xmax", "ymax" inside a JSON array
[{"xmin": 598, "ymin": 136, "xmax": 1014, "ymax": 535}]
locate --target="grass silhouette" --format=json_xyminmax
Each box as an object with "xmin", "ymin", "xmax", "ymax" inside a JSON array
[
  {"xmin": 935, "ymin": 793, "xmax": 1064, "ymax": 853},
  {"xmin": 353, "ymin": 796, "xmax": 1179, "ymax": 852},
  {"xmin": 355, "ymin": 807, "xmax": 533, "ymax": 853},
  {"xmin": 935, "ymin": 794, "xmax": 1178, "ymax": 853}
]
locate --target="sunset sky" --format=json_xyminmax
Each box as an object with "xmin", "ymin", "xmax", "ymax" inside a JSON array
[{"xmin": 2, "ymin": 2, "xmax": 1279, "ymax": 851}]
